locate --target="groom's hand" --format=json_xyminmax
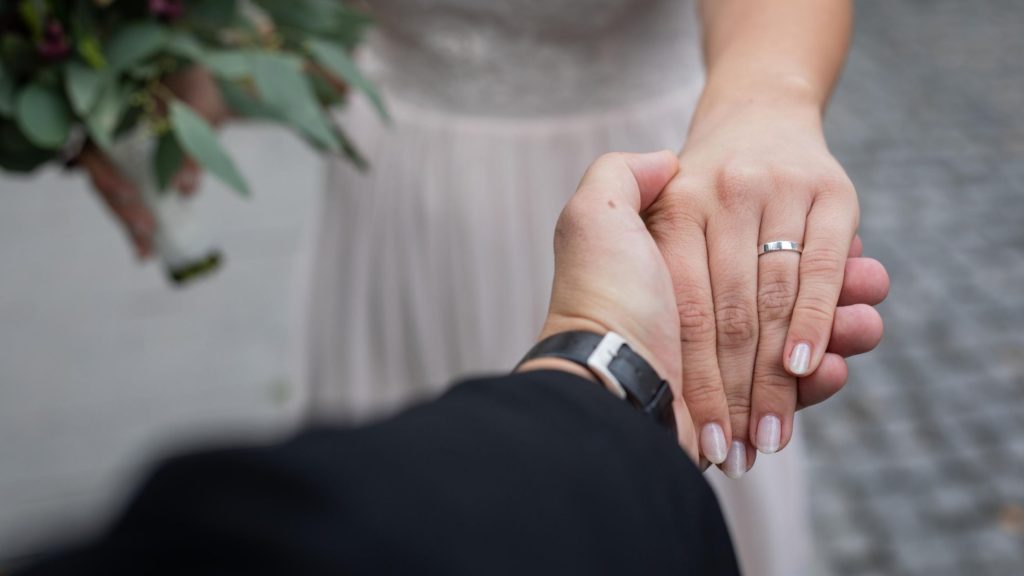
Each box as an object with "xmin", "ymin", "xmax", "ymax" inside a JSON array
[{"xmin": 529, "ymin": 151, "xmax": 699, "ymax": 460}]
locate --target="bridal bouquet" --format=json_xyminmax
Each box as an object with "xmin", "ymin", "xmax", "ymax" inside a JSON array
[{"xmin": 0, "ymin": 0, "xmax": 385, "ymax": 283}]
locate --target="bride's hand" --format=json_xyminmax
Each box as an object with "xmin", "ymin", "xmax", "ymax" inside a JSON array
[{"xmin": 647, "ymin": 98, "xmax": 886, "ymax": 477}]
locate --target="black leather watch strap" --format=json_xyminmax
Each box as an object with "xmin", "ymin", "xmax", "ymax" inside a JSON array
[{"xmin": 518, "ymin": 331, "xmax": 676, "ymax": 432}]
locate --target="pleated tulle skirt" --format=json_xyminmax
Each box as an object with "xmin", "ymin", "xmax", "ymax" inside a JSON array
[{"xmin": 302, "ymin": 85, "xmax": 812, "ymax": 575}]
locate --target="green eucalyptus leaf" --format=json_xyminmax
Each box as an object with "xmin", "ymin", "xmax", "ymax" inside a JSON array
[
  {"xmin": 76, "ymin": 36, "xmax": 107, "ymax": 69},
  {"xmin": 305, "ymin": 39, "xmax": 388, "ymax": 121},
  {"xmin": 84, "ymin": 81, "xmax": 127, "ymax": 150},
  {"xmin": 331, "ymin": 9, "xmax": 374, "ymax": 49},
  {"xmin": 0, "ymin": 119, "xmax": 53, "ymax": 172},
  {"xmin": 253, "ymin": 0, "xmax": 370, "ymax": 46},
  {"xmin": 0, "ymin": 63, "xmax": 14, "ymax": 117},
  {"xmin": 65, "ymin": 62, "xmax": 104, "ymax": 115},
  {"xmin": 128, "ymin": 62, "xmax": 162, "ymax": 82},
  {"xmin": 248, "ymin": 51, "xmax": 339, "ymax": 151},
  {"xmin": 187, "ymin": 0, "xmax": 239, "ymax": 29},
  {"xmin": 154, "ymin": 130, "xmax": 184, "ymax": 192},
  {"xmin": 18, "ymin": 0, "xmax": 45, "ymax": 38},
  {"xmin": 204, "ymin": 50, "xmax": 250, "ymax": 80},
  {"xmin": 70, "ymin": 2, "xmax": 107, "ymax": 69},
  {"xmin": 14, "ymin": 82, "xmax": 71, "ymax": 149},
  {"xmin": 252, "ymin": 0, "xmax": 338, "ymax": 34},
  {"xmin": 333, "ymin": 124, "xmax": 368, "ymax": 171},
  {"xmin": 169, "ymin": 100, "xmax": 249, "ymax": 195},
  {"xmin": 309, "ymin": 70, "xmax": 345, "ymax": 107},
  {"xmin": 105, "ymin": 22, "xmax": 168, "ymax": 72},
  {"xmin": 216, "ymin": 78, "xmax": 276, "ymax": 120},
  {"xmin": 166, "ymin": 33, "xmax": 205, "ymax": 62}
]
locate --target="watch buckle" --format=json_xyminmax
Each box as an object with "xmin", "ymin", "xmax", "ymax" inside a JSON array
[{"xmin": 586, "ymin": 332, "xmax": 628, "ymax": 400}]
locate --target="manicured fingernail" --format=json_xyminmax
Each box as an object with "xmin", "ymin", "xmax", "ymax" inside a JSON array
[
  {"xmin": 722, "ymin": 441, "xmax": 747, "ymax": 479},
  {"xmin": 700, "ymin": 422, "xmax": 728, "ymax": 464},
  {"xmin": 789, "ymin": 342, "xmax": 811, "ymax": 375},
  {"xmin": 756, "ymin": 415, "xmax": 782, "ymax": 454}
]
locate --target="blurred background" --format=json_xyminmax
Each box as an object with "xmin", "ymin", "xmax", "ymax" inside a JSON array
[{"xmin": 1, "ymin": 1, "xmax": 1022, "ymax": 574}]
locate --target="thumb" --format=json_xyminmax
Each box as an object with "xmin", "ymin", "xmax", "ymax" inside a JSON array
[{"xmin": 573, "ymin": 151, "xmax": 679, "ymax": 214}]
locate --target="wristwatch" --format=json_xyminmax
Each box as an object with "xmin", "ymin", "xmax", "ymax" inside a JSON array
[{"xmin": 517, "ymin": 331, "xmax": 676, "ymax": 432}]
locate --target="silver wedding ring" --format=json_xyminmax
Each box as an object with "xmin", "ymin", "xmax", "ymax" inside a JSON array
[{"xmin": 758, "ymin": 241, "xmax": 803, "ymax": 256}]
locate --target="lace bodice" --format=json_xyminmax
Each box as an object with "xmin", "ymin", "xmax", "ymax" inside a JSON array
[{"xmin": 363, "ymin": 0, "xmax": 703, "ymax": 116}]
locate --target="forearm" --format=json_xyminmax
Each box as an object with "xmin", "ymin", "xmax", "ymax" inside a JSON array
[{"xmin": 693, "ymin": 0, "xmax": 852, "ymax": 129}]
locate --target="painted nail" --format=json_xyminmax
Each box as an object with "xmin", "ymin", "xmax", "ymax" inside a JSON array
[
  {"xmin": 700, "ymin": 422, "xmax": 728, "ymax": 464},
  {"xmin": 722, "ymin": 441, "xmax": 747, "ymax": 479},
  {"xmin": 756, "ymin": 415, "xmax": 782, "ymax": 454},
  {"xmin": 789, "ymin": 342, "xmax": 811, "ymax": 375}
]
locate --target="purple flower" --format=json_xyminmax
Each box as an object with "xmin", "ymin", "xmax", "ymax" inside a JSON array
[
  {"xmin": 37, "ymin": 20, "xmax": 70, "ymax": 61},
  {"xmin": 149, "ymin": 0, "xmax": 184, "ymax": 22}
]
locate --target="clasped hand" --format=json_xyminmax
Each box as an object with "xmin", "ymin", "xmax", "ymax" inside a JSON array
[{"xmin": 541, "ymin": 150, "xmax": 888, "ymax": 473}]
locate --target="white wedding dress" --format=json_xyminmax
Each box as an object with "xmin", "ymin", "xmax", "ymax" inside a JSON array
[{"xmin": 303, "ymin": 1, "xmax": 812, "ymax": 573}]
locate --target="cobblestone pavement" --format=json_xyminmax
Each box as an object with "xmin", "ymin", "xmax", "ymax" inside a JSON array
[{"xmin": 805, "ymin": 1, "xmax": 1024, "ymax": 574}]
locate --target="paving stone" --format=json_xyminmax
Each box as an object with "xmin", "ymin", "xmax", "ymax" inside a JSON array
[{"xmin": 807, "ymin": 1, "xmax": 1024, "ymax": 573}]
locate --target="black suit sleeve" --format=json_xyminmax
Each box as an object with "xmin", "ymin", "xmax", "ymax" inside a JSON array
[{"xmin": 19, "ymin": 370, "xmax": 739, "ymax": 576}]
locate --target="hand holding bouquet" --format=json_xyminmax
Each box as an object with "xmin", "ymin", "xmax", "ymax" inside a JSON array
[{"xmin": 0, "ymin": 0, "xmax": 384, "ymax": 282}]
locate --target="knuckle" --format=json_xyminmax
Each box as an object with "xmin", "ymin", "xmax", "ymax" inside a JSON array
[
  {"xmin": 586, "ymin": 152, "xmax": 630, "ymax": 180},
  {"xmin": 813, "ymin": 176, "xmax": 860, "ymax": 225},
  {"xmin": 753, "ymin": 364, "xmax": 795, "ymax": 391},
  {"xmin": 811, "ymin": 170, "xmax": 855, "ymax": 196},
  {"xmin": 677, "ymin": 298, "xmax": 717, "ymax": 342},
  {"xmin": 757, "ymin": 271, "xmax": 798, "ymax": 322},
  {"xmin": 715, "ymin": 163, "xmax": 770, "ymax": 208},
  {"xmin": 658, "ymin": 192, "xmax": 702, "ymax": 222},
  {"xmin": 596, "ymin": 151, "xmax": 626, "ymax": 166},
  {"xmin": 800, "ymin": 246, "xmax": 846, "ymax": 280},
  {"xmin": 683, "ymin": 378, "xmax": 726, "ymax": 409},
  {"xmin": 662, "ymin": 173, "xmax": 703, "ymax": 200},
  {"xmin": 715, "ymin": 302, "xmax": 758, "ymax": 348},
  {"xmin": 646, "ymin": 190, "xmax": 706, "ymax": 240},
  {"xmin": 553, "ymin": 203, "xmax": 586, "ymax": 246},
  {"xmin": 795, "ymin": 293, "xmax": 837, "ymax": 326},
  {"xmin": 725, "ymin": 389, "xmax": 752, "ymax": 416},
  {"xmin": 765, "ymin": 163, "xmax": 799, "ymax": 185}
]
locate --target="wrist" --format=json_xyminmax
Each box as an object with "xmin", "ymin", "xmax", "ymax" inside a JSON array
[
  {"xmin": 538, "ymin": 315, "xmax": 654, "ymax": 367},
  {"xmin": 520, "ymin": 315, "xmax": 607, "ymax": 382},
  {"xmin": 516, "ymin": 357, "xmax": 597, "ymax": 383},
  {"xmin": 533, "ymin": 314, "xmax": 667, "ymax": 389},
  {"xmin": 689, "ymin": 74, "xmax": 824, "ymax": 138},
  {"xmin": 537, "ymin": 314, "xmax": 610, "ymax": 343},
  {"xmin": 516, "ymin": 330, "xmax": 679, "ymax": 436},
  {"xmin": 702, "ymin": 69, "xmax": 822, "ymax": 112}
]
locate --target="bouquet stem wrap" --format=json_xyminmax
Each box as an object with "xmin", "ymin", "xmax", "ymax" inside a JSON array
[{"xmin": 107, "ymin": 128, "xmax": 220, "ymax": 284}]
